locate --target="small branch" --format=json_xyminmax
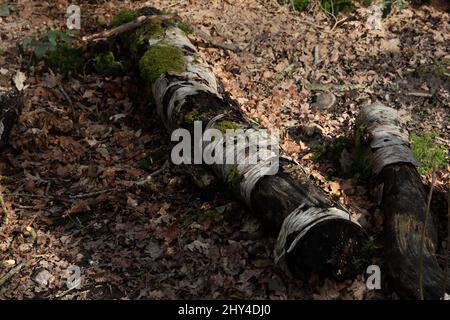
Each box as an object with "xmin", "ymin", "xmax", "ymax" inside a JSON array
[
  {"xmin": 3, "ymin": 192, "xmax": 55, "ymax": 199},
  {"xmin": 55, "ymin": 283, "xmax": 80, "ymax": 299},
  {"xmin": 135, "ymin": 161, "xmax": 168, "ymax": 186},
  {"xmin": 81, "ymin": 14, "xmax": 175, "ymax": 43},
  {"xmin": 313, "ymin": 45, "xmax": 320, "ymax": 65},
  {"xmin": 58, "ymin": 82, "xmax": 73, "ymax": 106},
  {"xmin": 0, "ymin": 263, "xmax": 23, "ymax": 287},
  {"xmin": 81, "ymin": 13, "xmax": 239, "ymax": 53},
  {"xmin": 69, "ymin": 188, "xmax": 118, "ymax": 199},
  {"xmin": 405, "ymin": 91, "xmax": 433, "ymax": 98},
  {"xmin": 330, "ymin": 16, "xmax": 348, "ymax": 32}
]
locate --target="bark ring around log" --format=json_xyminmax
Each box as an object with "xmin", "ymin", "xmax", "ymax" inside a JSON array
[{"xmin": 276, "ymin": 205, "xmax": 367, "ymax": 279}]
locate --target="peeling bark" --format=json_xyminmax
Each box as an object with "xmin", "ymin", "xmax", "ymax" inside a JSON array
[
  {"xmin": 357, "ymin": 103, "xmax": 445, "ymax": 299},
  {"xmin": 106, "ymin": 11, "xmax": 367, "ymax": 279}
]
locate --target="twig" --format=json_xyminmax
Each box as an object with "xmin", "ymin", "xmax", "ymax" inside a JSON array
[
  {"xmin": 329, "ymin": 16, "xmax": 348, "ymax": 32},
  {"xmin": 0, "ymin": 186, "xmax": 10, "ymax": 226},
  {"xmin": 81, "ymin": 13, "xmax": 239, "ymax": 52},
  {"xmin": 55, "ymin": 283, "xmax": 80, "ymax": 299},
  {"xmin": 3, "ymin": 192, "xmax": 55, "ymax": 199},
  {"xmin": 69, "ymin": 188, "xmax": 118, "ymax": 199},
  {"xmin": 49, "ymin": 69, "xmax": 73, "ymax": 106},
  {"xmin": 135, "ymin": 161, "xmax": 168, "ymax": 186},
  {"xmin": 290, "ymin": 0, "xmax": 296, "ymax": 11},
  {"xmin": 419, "ymin": 170, "xmax": 436, "ymax": 300},
  {"xmin": 313, "ymin": 45, "xmax": 320, "ymax": 65},
  {"xmin": 405, "ymin": 91, "xmax": 433, "ymax": 98},
  {"xmin": 163, "ymin": 1, "xmax": 184, "ymax": 9},
  {"xmin": 0, "ymin": 263, "xmax": 23, "ymax": 287},
  {"xmin": 13, "ymin": 203, "xmax": 35, "ymax": 209},
  {"xmin": 58, "ymin": 83, "xmax": 73, "ymax": 106},
  {"xmin": 81, "ymin": 14, "xmax": 175, "ymax": 43}
]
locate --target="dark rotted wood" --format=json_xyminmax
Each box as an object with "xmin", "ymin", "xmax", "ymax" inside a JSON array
[
  {"xmin": 378, "ymin": 164, "xmax": 445, "ymax": 299},
  {"xmin": 251, "ymin": 160, "xmax": 366, "ymax": 279},
  {"xmin": 0, "ymin": 91, "xmax": 22, "ymax": 149}
]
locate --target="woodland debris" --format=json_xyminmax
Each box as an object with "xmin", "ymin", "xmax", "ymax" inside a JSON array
[{"xmin": 0, "ymin": 263, "xmax": 23, "ymax": 287}]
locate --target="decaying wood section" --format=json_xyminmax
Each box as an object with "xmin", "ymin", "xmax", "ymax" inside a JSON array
[
  {"xmin": 102, "ymin": 11, "xmax": 367, "ymax": 279},
  {"xmin": 356, "ymin": 104, "xmax": 445, "ymax": 299},
  {"xmin": 0, "ymin": 91, "xmax": 22, "ymax": 149}
]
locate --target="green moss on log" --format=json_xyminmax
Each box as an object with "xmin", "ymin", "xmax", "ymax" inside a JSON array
[
  {"xmin": 127, "ymin": 19, "xmax": 165, "ymax": 54},
  {"xmin": 184, "ymin": 108, "xmax": 200, "ymax": 124},
  {"xmin": 214, "ymin": 120, "xmax": 241, "ymax": 133},
  {"xmin": 139, "ymin": 44, "xmax": 185, "ymax": 84},
  {"xmin": 225, "ymin": 164, "xmax": 241, "ymax": 187},
  {"xmin": 93, "ymin": 51, "xmax": 123, "ymax": 76},
  {"xmin": 111, "ymin": 10, "xmax": 139, "ymax": 27}
]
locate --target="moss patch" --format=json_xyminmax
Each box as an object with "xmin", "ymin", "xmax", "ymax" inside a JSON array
[
  {"xmin": 139, "ymin": 44, "xmax": 185, "ymax": 84},
  {"xmin": 46, "ymin": 44, "xmax": 84, "ymax": 74},
  {"xmin": 127, "ymin": 19, "xmax": 165, "ymax": 54},
  {"xmin": 225, "ymin": 164, "xmax": 241, "ymax": 187},
  {"xmin": 214, "ymin": 120, "xmax": 241, "ymax": 133},
  {"xmin": 411, "ymin": 132, "xmax": 447, "ymax": 175},
  {"xmin": 111, "ymin": 10, "xmax": 139, "ymax": 27},
  {"xmin": 93, "ymin": 51, "xmax": 123, "ymax": 76},
  {"xmin": 184, "ymin": 109, "xmax": 200, "ymax": 124}
]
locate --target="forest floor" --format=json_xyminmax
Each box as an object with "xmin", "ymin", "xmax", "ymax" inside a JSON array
[{"xmin": 0, "ymin": 0, "xmax": 448, "ymax": 299}]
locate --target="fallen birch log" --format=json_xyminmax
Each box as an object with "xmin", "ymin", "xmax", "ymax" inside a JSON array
[
  {"xmin": 87, "ymin": 10, "xmax": 367, "ymax": 279},
  {"xmin": 356, "ymin": 104, "xmax": 445, "ymax": 299}
]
